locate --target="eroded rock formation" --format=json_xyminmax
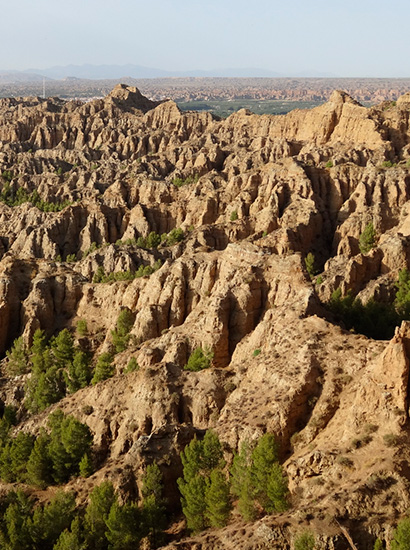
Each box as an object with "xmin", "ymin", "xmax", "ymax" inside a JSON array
[{"xmin": 2, "ymin": 85, "xmax": 410, "ymax": 548}]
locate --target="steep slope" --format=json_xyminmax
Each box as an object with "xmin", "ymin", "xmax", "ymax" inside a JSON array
[{"xmin": 1, "ymin": 86, "xmax": 410, "ymax": 548}]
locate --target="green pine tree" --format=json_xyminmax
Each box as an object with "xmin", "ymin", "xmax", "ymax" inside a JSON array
[
  {"xmin": 230, "ymin": 441, "xmax": 256, "ymax": 521},
  {"xmin": 111, "ymin": 309, "xmax": 134, "ymax": 353},
  {"xmin": 91, "ymin": 353, "xmax": 114, "ymax": 385},
  {"xmin": 3, "ymin": 491, "xmax": 34, "ymax": 550},
  {"xmin": 266, "ymin": 462, "xmax": 289, "ymax": 512},
  {"xmin": 26, "ymin": 430, "xmax": 52, "ymax": 488},
  {"xmin": 177, "ymin": 473, "xmax": 208, "ymax": 532},
  {"xmin": 105, "ymin": 501, "xmax": 141, "ymax": 550},
  {"xmin": 51, "ymin": 329, "xmax": 74, "ymax": 369},
  {"xmin": 10, "ymin": 432, "xmax": 35, "ymax": 482},
  {"xmin": 53, "ymin": 516, "xmax": 83, "ymax": 550},
  {"xmin": 251, "ymin": 433, "xmax": 279, "ymax": 511},
  {"xmin": 142, "ymin": 462, "xmax": 167, "ymax": 546},
  {"xmin": 30, "ymin": 329, "xmax": 48, "ymax": 372},
  {"xmin": 79, "ymin": 453, "xmax": 93, "ymax": 478},
  {"xmin": 84, "ymin": 481, "xmax": 116, "ymax": 550},
  {"xmin": 65, "ymin": 350, "xmax": 91, "ymax": 393},
  {"xmin": 205, "ymin": 469, "xmax": 231, "ymax": 527},
  {"xmin": 6, "ymin": 336, "xmax": 29, "ymax": 375},
  {"xmin": 32, "ymin": 491, "xmax": 76, "ymax": 548}
]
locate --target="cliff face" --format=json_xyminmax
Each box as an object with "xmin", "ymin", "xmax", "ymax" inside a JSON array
[{"xmin": 2, "ymin": 85, "xmax": 410, "ymax": 548}]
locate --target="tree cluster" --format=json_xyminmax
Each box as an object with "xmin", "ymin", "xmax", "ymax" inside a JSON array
[
  {"xmin": 177, "ymin": 431, "xmax": 288, "ymax": 533},
  {"xmin": 6, "ymin": 329, "xmax": 92, "ymax": 413},
  {"xmin": 0, "ymin": 466, "xmax": 166, "ymax": 550},
  {"xmin": 328, "ymin": 268, "xmax": 410, "ymax": 340},
  {"xmin": 0, "ymin": 409, "xmax": 93, "ymax": 488}
]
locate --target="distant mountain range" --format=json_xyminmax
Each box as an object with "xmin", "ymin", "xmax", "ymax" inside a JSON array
[{"xmin": 0, "ymin": 64, "xmax": 336, "ymax": 82}]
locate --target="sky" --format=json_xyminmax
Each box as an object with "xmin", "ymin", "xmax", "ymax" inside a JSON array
[{"xmin": 1, "ymin": 0, "xmax": 410, "ymax": 77}]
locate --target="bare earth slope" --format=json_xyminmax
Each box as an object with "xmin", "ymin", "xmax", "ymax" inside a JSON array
[{"xmin": 2, "ymin": 85, "xmax": 410, "ymax": 548}]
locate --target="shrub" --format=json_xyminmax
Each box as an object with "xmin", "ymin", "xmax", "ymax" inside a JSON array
[
  {"xmin": 184, "ymin": 346, "xmax": 213, "ymax": 371},
  {"xmin": 253, "ymin": 348, "xmax": 261, "ymax": 357},
  {"xmin": 305, "ymin": 252, "xmax": 317, "ymax": 279},
  {"xmin": 172, "ymin": 174, "xmax": 199, "ymax": 187},
  {"xmin": 125, "ymin": 357, "xmax": 139, "ymax": 373},
  {"xmin": 383, "ymin": 433, "xmax": 400, "ymax": 447},
  {"xmin": 230, "ymin": 210, "xmax": 238, "ymax": 221},
  {"xmin": 294, "ymin": 531, "xmax": 316, "ymax": 550},
  {"xmin": 325, "ymin": 160, "xmax": 333, "ymax": 168},
  {"xmin": 359, "ymin": 222, "xmax": 376, "ymax": 254},
  {"xmin": 111, "ymin": 308, "xmax": 134, "ymax": 353},
  {"xmin": 76, "ymin": 319, "xmax": 88, "ymax": 337}
]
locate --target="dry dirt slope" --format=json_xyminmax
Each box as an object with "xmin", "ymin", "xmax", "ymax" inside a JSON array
[{"xmin": 1, "ymin": 85, "xmax": 410, "ymax": 548}]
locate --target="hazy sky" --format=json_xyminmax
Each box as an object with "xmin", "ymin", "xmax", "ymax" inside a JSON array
[{"xmin": 2, "ymin": 0, "xmax": 410, "ymax": 77}]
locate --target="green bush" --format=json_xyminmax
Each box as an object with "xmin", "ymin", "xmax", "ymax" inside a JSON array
[
  {"xmin": 359, "ymin": 222, "xmax": 376, "ymax": 254},
  {"xmin": 305, "ymin": 252, "xmax": 317, "ymax": 279},
  {"xmin": 325, "ymin": 160, "xmax": 333, "ymax": 168},
  {"xmin": 111, "ymin": 308, "xmax": 134, "ymax": 353},
  {"xmin": 76, "ymin": 319, "xmax": 88, "ymax": 337},
  {"xmin": 391, "ymin": 517, "xmax": 410, "ymax": 550},
  {"xmin": 230, "ymin": 210, "xmax": 238, "ymax": 221},
  {"xmin": 125, "ymin": 357, "xmax": 139, "ymax": 373},
  {"xmin": 184, "ymin": 346, "xmax": 213, "ymax": 371},
  {"xmin": 91, "ymin": 353, "xmax": 114, "ymax": 385},
  {"xmin": 172, "ymin": 174, "xmax": 199, "ymax": 187},
  {"xmin": 294, "ymin": 531, "xmax": 316, "ymax": 550}
]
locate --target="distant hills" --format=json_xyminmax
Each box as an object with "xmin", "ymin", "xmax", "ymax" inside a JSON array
[{"xmin": 1, "ymin": 64, "xmax": 292, "ymax": 82}]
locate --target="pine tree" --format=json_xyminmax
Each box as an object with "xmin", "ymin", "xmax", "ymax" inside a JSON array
[
  {"xmin": 251, "ymin": 433, "xmax": 279, "ymax": 511},
  {"xmin": 79, "ymin": 453, "xmax": 93, "ymax": 478},
  {"xmin": 91, "ymin": 353, "xmax": 114, "ymax": 385},
  {"xmin": 205, "ymin": 469, "xmax": 231, "ymax": 527},
  {"xmin": 177, "ymin": 430, "xmax": 225, "ymax": 532},
  {"xmin": 53, "ymin": 516, "xmax": 83, "ymax": 550},
  {"xmin": 202, "ymin": 429, "xmax": 224, "ymax": 471},
  {"xmin": 26, "ymin": 365, "xmax": 66, "ymax": 412},
  {"xmin": 6, "ymin": 336, "xmax": 29, "ymax": 375},
  {"xmin": 359, "ymin": 222, "xmax": 376, "ymax": 254},
  {"xmin": 111, "ymin": 309, "xmax": 134, "ymax": 353},
  {"xmin": 230, "ymin": 442, "xmax": 256, "ymax": 521},
  {"xmin": 30, "ymin": 329, "xmax": 48, "ymax": 372},
  {"xmin": 266, "ymin": 463, "xmax": 289, "ymax": 513},
  {"xmin": 142, "ymin": 462, "xmax": 167, "ymax": 546},
  {"xmin": 84, "ymin": 481, "xmax": 116, "ymax": 550},
  {"xmin": 178, "ymin": 473, "xmax": 208, "ymax": 532},
  {"xmin": 26, "ymin": 431, "xmax": 52, "ymax": 488},
  {"xmin": 237, "ymin": 473, "xmax": 257, "ymax": 521},
  {"xmin": 65, "ymin": 350, "xmax": 91, "ymax": 393},
  {"xmin": 51, "ymin": 329, "xmax": 74, "ymax": 369},
  {"xmin": 105, "ymin": 501, "xmax": 141, "ymax": 550},
  {"xmin": 10, "ymin": 432, "xmax": 35, "ymax": 482},
  {"xmin": 3, "ymin": 491, "xmax": 34, "ymax": 550},
  {"xmin": 33, "ymin": 491, "xmax": 76, "ymax": 548}
]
